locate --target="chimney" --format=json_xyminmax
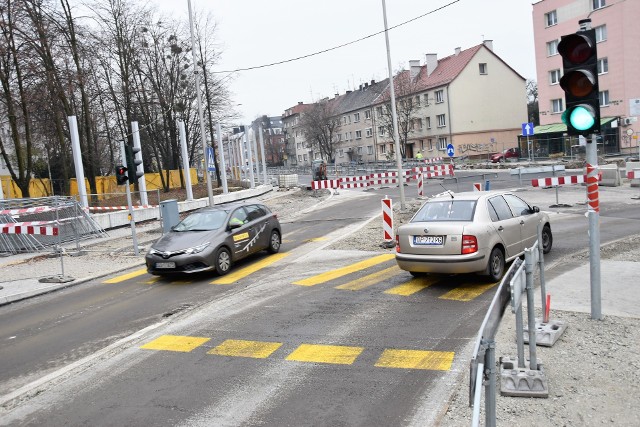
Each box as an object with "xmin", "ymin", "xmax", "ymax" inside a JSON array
[
  {"xmin": 425, "ymin": 53, "xmax": 438, "ymax": 77},
  {"xmin": 371, "ymin": 79, "xmax": 376, "ymax": 85},
  {"xmin": 364, "ymin": 82, "xmax": 369, "ymax": 88},
  {"xmin": 409, "ymin": 60, "xmax": 421, "ymax": 79},
  {"xmin": 454, "ymin": 47, "xmax": 461, "ymax": 56},
  {"xmin": 298, "ymin": 101, "xmax": 303, "ymax": 105},
  {"xmin": 335, "ymin": 93, "xmax": 339, "ymax": 98},
  {"xmin": 359, "ymin": 84, "xmax": 363, "ymax": 90},
  {"xmin": 483, "ymin": 39, "xmax": 494, "ymax": 51}
]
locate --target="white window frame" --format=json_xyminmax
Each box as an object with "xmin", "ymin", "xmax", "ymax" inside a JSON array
[
  {"xmin": 367, "ymin": 145, "xmax": 373, "ymax": 155},
  {"xmin": 415, "ymin": 95, "xmax": 421, "ymax": 106},
  {"xmin": 435, "ymin": 90, "xmax": 444, "ymax": 104},
  {"xmin": 437, "ymin": 114, "xmax": 446, "ymax": 128},
  {"xmin": 552, "ymin": 98, "xmax": 564, "ymax": 113},
  {"xmin": 547, "ymin": 39, "xmax": 559, "ymax": 56},
  {"xmin": 545, "ymin": 10, "xmax": 557, "ymax": 27},
  {"xmin": 424, "ymin": 94, "xmax": 430, "ymax": 106},
  {"xmin": 378, "ymin": 126, "xmax": 385, "ymax": 136},
  {"xmin": 365, "ymin": 110, "xmax": 371, "ymax": 119},
  {"xmin": 376, "ymin": 106, "xmax": 383, "ymax": 117},
  {"xmin": 426, "ymin": 116, "xmax": 431, "ymax": 129},
  {"xmin": 599, "ymin": 90, "xmax": 609, "ymax": 107},
  {"xmin": 437, "ymin": 137, "xmax": 447, "ymax": 151},
  {"xmin": 549, "ymin": 69, "xmax": 561, "ymax": 85},
  {"xmin": 479, "ymin": 63, "xmax": 487, "ymax": 75},
  {"xmin": 595, "ymin": 25, "xmax": 607, "ymax": 43},
  {"xmin": 380, "ymin": 144, "xmax": 386, "ymax": 154},
  {"xmin": 366, "ymin": 128, "xmax": 373, "ymax": 137},
  {"xmin": 355, "ymin": 130, "xmax": 362, "ymax": 139},
  {"xmin": 354, "ymin": 112, "xmax": 360, "ymax": 122},
  {"xmin": 597, "ymin": 57, "xmax": 608, "ymax": 74},
  {"xmin": 339, "ymin": 149, "xmax": 344, "ymax": 158},
  {"xmin": 593, "ymin": 0, "xmax": 605, "ymax": 10}
]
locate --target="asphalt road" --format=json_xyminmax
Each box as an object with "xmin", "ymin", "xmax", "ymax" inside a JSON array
[{"xmin": 1, "ymin": 171, "xmax": 638, "ymax": 425}]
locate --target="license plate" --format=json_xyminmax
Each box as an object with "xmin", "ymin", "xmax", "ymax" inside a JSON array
[
  {"xmin": 156, "ymin": 262, "xmax": 175, "ymax": 269},
  {"xmin": 414, "ymin": 235, "xmax": 444, "ymax": 246}
]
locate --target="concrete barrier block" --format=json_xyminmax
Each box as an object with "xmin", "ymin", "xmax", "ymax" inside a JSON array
[
  {"xmin": 626, "ymin": 162, "xmax": 640, "ymax": 187},
  {"xmin": 598, "ymin": 164, "xmax": 621, "ymax": 187},
  {"xmin": 499, "ymin": 356, "xmax": 549, "ymax": 398}
]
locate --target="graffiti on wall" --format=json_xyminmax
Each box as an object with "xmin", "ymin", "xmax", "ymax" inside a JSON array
[{"xmin": 458, "ymin": 142, "xmax": 498, "ymax": 154}]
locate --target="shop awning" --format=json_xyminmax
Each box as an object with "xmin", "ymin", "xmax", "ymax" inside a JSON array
[{"xmin": 525, "ymin": 117, "xmax": 616, "ymax": 136}]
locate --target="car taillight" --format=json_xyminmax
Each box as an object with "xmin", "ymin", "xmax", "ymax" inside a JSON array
[
  {"xmin": 395, "ymin": 235, "xmax": 400, "ymax": 253},
  {"xmin": 461, "ymin": 235, "xmax": 478, "ymax": 254}
]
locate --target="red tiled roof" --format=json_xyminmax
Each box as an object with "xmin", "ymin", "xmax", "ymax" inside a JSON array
[{"xmin": 414, "ymin": 45, "xmax": 483, "ymax": 89}]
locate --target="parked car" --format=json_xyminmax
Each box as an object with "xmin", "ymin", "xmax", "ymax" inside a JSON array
[
  {"xmin": 395, "ymin": 191, "xmax": 552, "ymax": 281},
  {"xmin": 145, "ymin": 202, "xmax": 281, "ymax": 276},
  {"xmin": 491, "ymin": 147, "xmax": 520, "ymax": 163}
]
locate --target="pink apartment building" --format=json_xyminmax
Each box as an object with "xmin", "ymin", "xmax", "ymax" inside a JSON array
[{"xmin": 532, "ymin": 0, "xmax": 640, "ymax": 156}]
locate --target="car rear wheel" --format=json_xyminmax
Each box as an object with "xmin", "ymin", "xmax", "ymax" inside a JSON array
[
  {"xmin": 542, "ymin": 225, "xmax": 553, "ymax": 254},
  {"xmin": 268, "ymin": 230, "xmax": 281, "ymax": 254},
  {"xmin": 215, "ymin": 247, "xmax": 232, "ymax": 275},
  {"xmin": 486, "ymin": 247, "xmax": 505, "ymax": 282}
]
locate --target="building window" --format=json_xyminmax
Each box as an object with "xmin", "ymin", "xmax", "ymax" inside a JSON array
[
  {"xmin": 298, "ymin": 155, "xmax": 302, "ymax": 162},
  {"xmin": 437, "ymin": 137, "xmax": 448, "ymax": 151},
  {"xmin": 366, "ymin": 128, "xmax": 373, "ymax": 137},
  {"xmin": 416, "ymin": 118, "xmax": 423, "ymax": 129},
  {"xmin": 599, "ymin": 90, "xmax": 609, "ymax": 106},
  {"xmin": 545, "ymin": 10, "xmax": 557, "ymax": 27},
  {"xmin": 354, "ymin": 112, "xmax": 360, "ymax": 122},
  {"xmin": 376, "ymin": 106, "xmax": 383, "ymax": 117},
  {"xmin": 597, "ymin": 57, "xmax": 608, "ymax": 74},
  {"xmin": 427, "ymin": 139, "xmax": 434, "ymax": 151},
  {"xmin": 378, "ymin": 126, "xmax": 385, "ymax": 136},
  {"xmin": 479, "ymin": 63, "xmax": 488, "ymax": 74},
  {"xmin": 415, "ymin": 95, "xmax": 421, "ymax": 106},
  {"xmin": 437, "ymin": 114, "xmax": 446, "ymax": 128},
  {"xmin": 339, "ymin": 149, "xmax": 344, "ymax": 158},
  {"xmin": 297, "ymin": 142, "xmax": 302, "ymax": 149},
  {"xmin": 595, "ymin": 25, "xmax": 607, "ymax": 43},
  {"xmin": 549, "ymin": 69, "xmax": 561, "ymax": 85},
  {"xmin": 365, "ymin": 110, "xmax": 371, "ymax": 119},
  {"xmin": 593, "ymin": 0, "xmax": 605, "ymax": 10},
  {"xmin": 424, "ymin": 94, "xmax": 430, "ymax": 105},
  {"xmin": 337, "ymin": 133, "xmax": 342, "ymax": 141},
  {"xmin": 303, "ymin": 154, "xmax": 308, "ymax": 162},
  {"xmin": 426, "ymin": 116, "xmax": 431, "ymax": 129},
  {"xmin": 355, "ymin": 130, "xmax": 362, "ymax": 139},
  {"xmin": 552, "ymin": 98, "xmax": 564, "ymax": 113},
  {"xmin": 380, "ymin": 144, "xmax": 386, "ymax": 154},
  {"xmin": 435, "ymin": 90, "xmax": 444, "ymax": 103},
  {"xmin": 357, "ymin": 146, "xmax": 363, "ymax": 154},
  {"xmin": 367, "ymin": 145, "xmax": 373, "ymax": 155},
  {"xmin": 547, "ymin": 39, "xmax": 559, "ymax": 56}
]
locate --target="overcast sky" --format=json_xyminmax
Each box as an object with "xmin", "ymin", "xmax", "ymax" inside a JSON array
[{"xmin": 153, "ymin": 0, "xmax": 536, "ymax": 124}]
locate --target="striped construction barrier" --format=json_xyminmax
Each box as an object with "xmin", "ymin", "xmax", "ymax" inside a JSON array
[
  {"xmin": 627, "ymin": 170, "xmax": 640, "ymax": 179},
  {"xmin": 0, "ymin": 223, "xmax": 58, "ymax": 236},
  {"xmin": 311, "ymin": 179, "xmax": 340, "ymax": 190},
  {"xmin": 417, "ymin": 172, "xmax": 424, "ymax": 197},
  {"xmin": 423, "ymin": 157, "xmax": 443, "ymax": 164},
  {"xmin": 382, "ymin": 196, "xmax": 393, "ymax": 242},
  {"xmin": 0, "ymin": 206, "xmax": 55, "ymax": 216},
  {"xmin": 531, "ymin": 174, "xmax": 601, "ymax": 187},
  {"xmin": 340, "ymin": 175, "xmax": 369, "ymax": 189}
]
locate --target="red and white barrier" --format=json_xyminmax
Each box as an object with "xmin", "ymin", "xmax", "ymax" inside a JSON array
[
  {"xmin": 382, "ymin": 197, "xmax": 393, "ymax": 242},
  {"xmin": 627, "ymin": 170, "xmax": 640, "ymax": 179},
  {"xmin": 417, "ymin": 172, "xmax": 424, "ymax": 197},
  {"xmin": 87, "ymin": 205, "xmax": 157, "ymax": 211},
  {"xmin": 340, "ymin": 175, "xmax": 369, "ymax": 189},
  {"xmin": 531, "ymin": 174, "xmax": 588, "ymax": 187},
  {"xmin": 0, "ymin": 206, "xmax": 55, "ymax": 216},
  {"xmin": 424, "ymin": 157, "xmax": 443, "ymax": 164},
  {"xmin": 473, "ymin": 182, "xmax": 482, "ymax": 191},
  {"xmin": 311, "ymin": 179, "xmax": 341, "ymax": 190},
  {"xmin": 0, "ymin": 223, "xmax": 58, "ymax": 236}
]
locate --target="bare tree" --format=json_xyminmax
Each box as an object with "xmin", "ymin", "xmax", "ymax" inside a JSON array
[
  {"xmin": 299, "ymin": 99, "xmax": 341, "ymax": 162},
  {"xmin": 527, "ymin": 79, "xmax": 539, "ymax": 126},
  {"xmin": 376, "ymin": 70, "xmax": 422, "ymax": 159}
]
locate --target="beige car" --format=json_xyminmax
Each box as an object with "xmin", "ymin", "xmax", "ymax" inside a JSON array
[{"xmin": 395, "ymin": 191, "xmax": 552, "ymax": 281}]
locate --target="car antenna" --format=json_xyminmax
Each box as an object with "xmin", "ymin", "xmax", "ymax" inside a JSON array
[{"xmin": 439, "ymin": 183, "xmax": 454, "ymax": 199}]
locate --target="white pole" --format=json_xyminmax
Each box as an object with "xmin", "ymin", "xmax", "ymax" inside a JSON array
[
  {"xmin": 381, "ymin": 0, "xmax": 405, "ymax": 209},
  {"xmin": 187, "ymin": 0, "xmax": 214, "ymax": 206},
  {"xmin": 68, "ymin": 116, "xmax": 88, "ymax": 208},
  {"xmin": 250, "ymin": 125, "xmax": 261, "ymax": 183},
  {"xmin": 216, "ymin": 123, "xmax": 228, "ymax": 193},
  {"xmin": 178, "ymin": 120, "xmax": 194, "ymax": 201},
  {"xmin": 245, "ymin": 127, "xmax": 256, "ymax": 188},
  {"xmin": 131, "ymin": 121, "xmax": 148, "ymax": 205}
]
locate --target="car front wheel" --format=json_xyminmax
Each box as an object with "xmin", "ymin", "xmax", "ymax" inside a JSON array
[
  {"xmin": 268, "ymin": 230, "xmax": 281, "ymax": 254},
  {"xmin": 486, "ymin": 247, "xmax": 505, "ymax": 282},
  {"xmin": 215, "ymin": 247, "xmax": 232, "ymax": 275},
  {"xmin": 542, "ymin": 225, "xmax": 553, "ymax": 254}
]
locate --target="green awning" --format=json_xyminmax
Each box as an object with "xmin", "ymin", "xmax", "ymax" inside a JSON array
[{"xmin": 526, "ymin": 117, "xmax": 616, "ymax": 135}]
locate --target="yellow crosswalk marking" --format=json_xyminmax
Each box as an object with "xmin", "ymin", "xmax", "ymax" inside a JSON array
[
  {"xmin": 140, "ymin": 335, "xmax": 210, "ymax": 352},
  {"xmin": 439, "ymin": 282, "xmax": 497, "ymax": 301},
  {"xmin": 103, "ymin": 268, "xmax": 147, "ymax": 283},
  {"xmin": 375, "ymin": 349, "xmax": 454, "ymax": 370},
  {"xmin": 208, "ymin": 339, "xmax": 282, "ymax": 359},
  {"xmin": 286, "ymin": 344, "xmax": 364, "ymax": 365},
  {"xmin": 336, "ymin": 265, "xmax": 401, "ymax": 291},
  {"xmin": 211, "ymin": 253, "xmax": 290, "ymax": 285},
  {"xmin": 384, "ymin": 276, "xmax": 437, "ymax": 296},
  {"xmin": 293, "ymin": 254, "xmax": 395, "ymax": 287}
]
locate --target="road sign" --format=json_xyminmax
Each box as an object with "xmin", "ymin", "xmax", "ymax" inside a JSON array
[
  {"xmin": 522, "ymin": 123, "xmax": 535, "ymax": 136},
  {"xmin": 446, "ymin": 144, "xmax": 455, "ymax": 157},
  {"xmin": 207, "ymin": 146, "xmax": 216, "ymax": 172}
]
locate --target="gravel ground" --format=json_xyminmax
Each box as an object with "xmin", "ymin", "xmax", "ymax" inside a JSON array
[{"xmin": 3, "ymin": 186, "xmax": 639, "ymax": 426}]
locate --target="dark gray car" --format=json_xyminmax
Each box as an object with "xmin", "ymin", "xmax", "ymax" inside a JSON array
[{"xmin": 145, "ymin": 202, "xmax": 281, "ymax": 276}]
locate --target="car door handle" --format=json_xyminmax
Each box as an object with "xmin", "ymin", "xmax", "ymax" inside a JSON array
[
  {"xmin": 497, "ymin": 226, "xmax": 504, "ymax": 231},
  {"xmin": 520, "ymin": 220, "xmax": 525, "ymax": 225}
]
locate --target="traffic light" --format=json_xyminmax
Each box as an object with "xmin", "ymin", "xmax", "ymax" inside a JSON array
[
  {"xmin": 115, "ymin": 165, "xmax": 128, "ymax": 185},
  {"xmin": 558, "ymin": 26, "xmax": 600, "ymax": 136},
  {"xmin": 124, "ymin": 144, "xmax": 144, "ymax": 184}
]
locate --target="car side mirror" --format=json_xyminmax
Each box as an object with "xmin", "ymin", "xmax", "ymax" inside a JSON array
[
  {"xmin": 532, "ymin": 206, "xmax": 540, "ymax": 213},
  {"xmin": 228, "ymin": 222, "xmax": 242, "ymax": 230}
]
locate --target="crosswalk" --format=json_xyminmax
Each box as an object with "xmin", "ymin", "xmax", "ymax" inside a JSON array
[
  {"xmin": 104, "ymin": 253, "xmax": 496, "ymax": 301},
  {"xmin": 140, "ymin": 334, "xmax": 455, "ymax": 371}
]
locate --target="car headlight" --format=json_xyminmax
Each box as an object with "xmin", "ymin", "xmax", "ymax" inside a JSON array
[{"xmin": 184, "ymin": 242, "xmax": 210, "ymax": 255}]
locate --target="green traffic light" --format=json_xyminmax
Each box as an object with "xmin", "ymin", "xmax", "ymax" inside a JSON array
[{"xmin": 569, "ymin": 105, "xmax": 596, "ymax": 131}]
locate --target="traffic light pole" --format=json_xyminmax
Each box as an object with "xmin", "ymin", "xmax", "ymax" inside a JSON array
[
  {"xmin": 121, "ymin": 141, "xmax": 140, "ymax": 256},
  {"xmin": 585, "ymin": 135, "xmax": 602, "ymax": 320}
]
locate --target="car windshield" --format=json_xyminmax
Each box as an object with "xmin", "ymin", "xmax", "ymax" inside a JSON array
[
  {"xmin": 173, "ymin": 211, "xmax": 227, "ymax": 231},
  {"xmin": 412, "ymin": 200, "xmax": 476, "ymax": 222}
]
